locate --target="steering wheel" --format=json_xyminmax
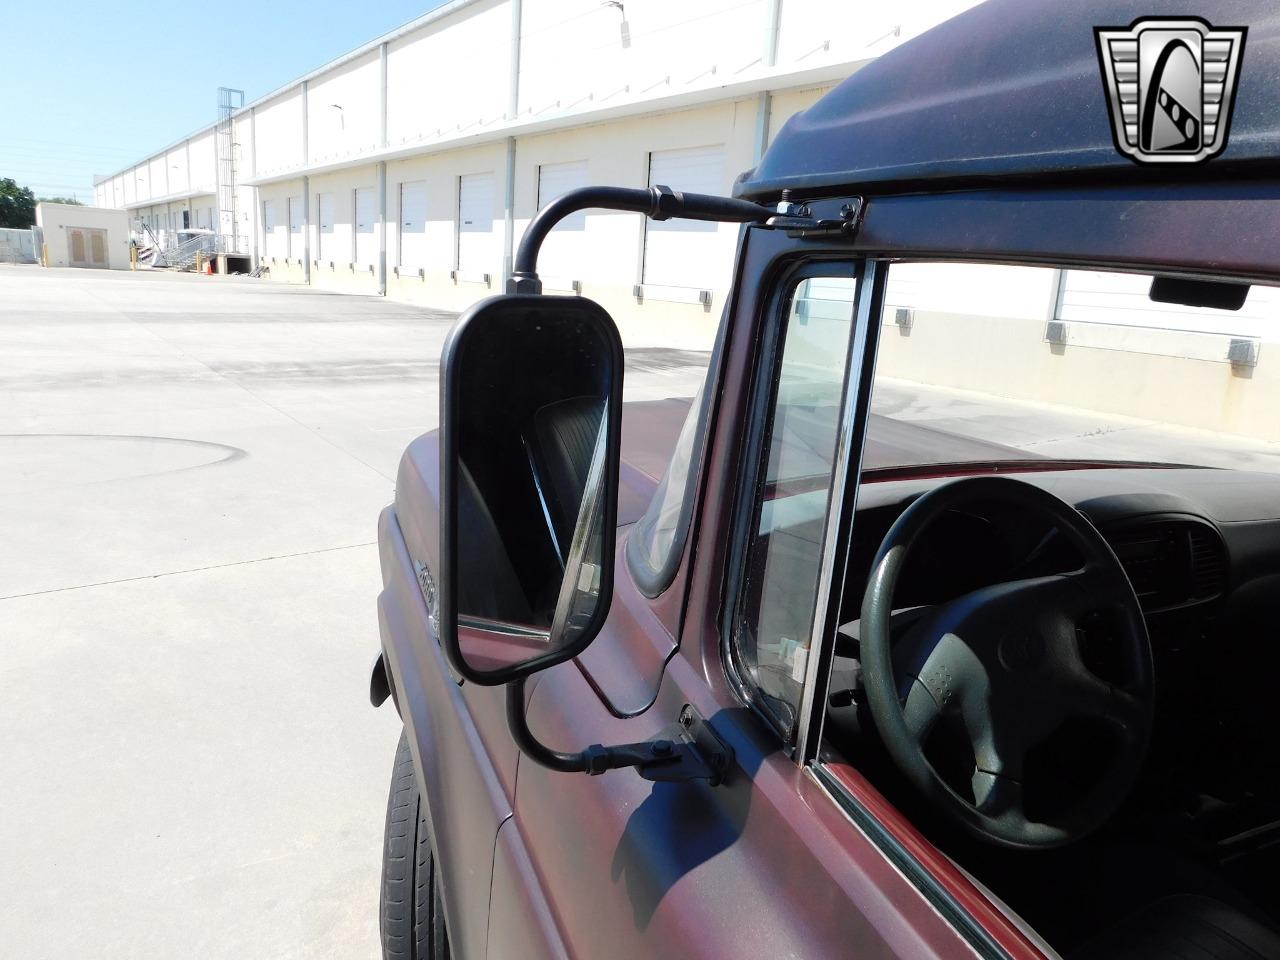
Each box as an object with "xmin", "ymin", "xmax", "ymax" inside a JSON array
[{"xmin": 859, "ymin": 476, "xmax": 1154, "ymax": 849}]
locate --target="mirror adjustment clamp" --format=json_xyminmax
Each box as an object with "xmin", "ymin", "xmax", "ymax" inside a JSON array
[
  {"xmin": 580, "ymin": 705, "xmax": 734, "ymax": 786},
  {"xmin": 508, "ymin": 678, "xmax": 734, "ymax": 786}
]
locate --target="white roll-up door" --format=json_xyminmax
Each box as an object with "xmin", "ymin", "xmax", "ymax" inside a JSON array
[
  {"xmin": 287, "ymin": 196, "xmax": 304, "ymax": 258},
  {"xmin": 399, "ymin": 180, "xmax": 428, "ymax": 268},
  {"xmin": 457, "ymin": 172, "xmax": 496, "ymax": 275},
  {"xmin": 316, "ymin": 192, "xmax": 335, "ymax": 261},
  {"xmin": 643, "ymin": 145, "xmax": 726, "ymax": 289},
  {"xmin": 262, "ymin": 200, "xmax": 278, "ymax": 258},
  {"xmin": 536, "ymin": 160, "xmax": 588, "ymax": 281},
  {"xmin": 537, "ymin": 161, "xmax": 588, "ymax": 227},
  {"xmin": 1059, "ymin": 269, "xmax": 1280, "ymax": 338},
  {"xmin": 354, "ymin": 187, "xmax": 377, "ymax": 268}
]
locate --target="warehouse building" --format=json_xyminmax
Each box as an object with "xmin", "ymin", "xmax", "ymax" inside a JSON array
[{"xmin": 93, "ymin": 0, "xmax": 977, "ymax": 345}]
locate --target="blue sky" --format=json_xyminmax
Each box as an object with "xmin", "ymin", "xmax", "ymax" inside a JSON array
[{"xmin": 3, "ymin": 1, "xmax": 450, "ymax": 200}]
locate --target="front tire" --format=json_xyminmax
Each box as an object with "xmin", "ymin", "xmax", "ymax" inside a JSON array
[{"xmin": 380, "ymin": 729, "xmax": 450, "ymax": 959}]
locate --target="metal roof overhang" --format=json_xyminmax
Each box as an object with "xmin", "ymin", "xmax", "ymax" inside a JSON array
[{"xmin": 120, "ymin": 190, "xmax": 216, "ymax": 212}]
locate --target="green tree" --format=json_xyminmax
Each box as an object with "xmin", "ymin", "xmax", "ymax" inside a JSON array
[
  {"xmin": 39, "ymin": 196, "xmax": 83, "ymax": 206},
  {"xmin": 0, "ymin": 178, "xmax": 37, "ymax": 229}
]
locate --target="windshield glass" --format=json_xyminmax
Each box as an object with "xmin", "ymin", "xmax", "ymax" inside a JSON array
[{"xmin": 860, "ymin": 261, "xmax": 1280, "ymax": 476}]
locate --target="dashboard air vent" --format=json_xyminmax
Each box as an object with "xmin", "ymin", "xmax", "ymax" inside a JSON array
[
  {"xmin": 1106, "ymin": 519, "xmax": 1226, "ymax": 611},
  {"xmin": 1188, "ymin": 526, "xmax": 1228, "ymax": 600}
]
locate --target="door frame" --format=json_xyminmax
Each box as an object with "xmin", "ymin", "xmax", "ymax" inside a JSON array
[
  {"xmin": 703, "ymin": 227, "xmax": 1038, "ymax": 958},
  {"xmin": 68, "ymin": 226, "xmax": 110, "ymax": 269}
]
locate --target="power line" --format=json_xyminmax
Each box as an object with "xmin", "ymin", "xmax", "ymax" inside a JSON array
[
  {"xmin": 0, "ymin": 134, "xmax": 151, "ymax": 153},
  {"xmin": 0, "ymin": 149, "xmax": 142, "ymax": 162}
]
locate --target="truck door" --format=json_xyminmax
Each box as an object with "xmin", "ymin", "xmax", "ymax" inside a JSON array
[{"xmin": 492, "ymin": 252, "xmax": 985, "ymax": 958}]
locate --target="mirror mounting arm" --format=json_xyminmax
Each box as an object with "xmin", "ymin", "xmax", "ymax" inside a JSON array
[
  {"xmin": 506, "ymin": 678, "xmax": 734, "ymax": 786},
  {"xmin": 508, "ymin": 185, "xmax": 771, "ymax": 295}
]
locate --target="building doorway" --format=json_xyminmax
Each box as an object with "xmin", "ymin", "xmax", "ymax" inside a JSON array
[{"xmin": 68, "ymin": 227, "xmax": 109, "ymax": 268}]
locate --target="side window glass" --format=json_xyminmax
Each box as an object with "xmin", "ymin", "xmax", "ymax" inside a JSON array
[{"xmin": 733, "ymin": 273, "xmax": 858, "ymax": 737}]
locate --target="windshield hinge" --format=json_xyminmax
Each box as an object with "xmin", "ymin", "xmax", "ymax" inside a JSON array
[{"xmin": 765, "ymin": 197, "xmax": 863, "ymax": 239}]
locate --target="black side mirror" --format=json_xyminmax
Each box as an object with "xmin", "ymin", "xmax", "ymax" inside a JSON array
[{"xmin": 438, "ymin": 294, "xmax": 623, "ymax": 685}]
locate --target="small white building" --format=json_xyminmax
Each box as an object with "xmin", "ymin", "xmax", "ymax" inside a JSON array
[{"xmin": 36, "ymin": 202, "xmax": 132, "ymax": 270}]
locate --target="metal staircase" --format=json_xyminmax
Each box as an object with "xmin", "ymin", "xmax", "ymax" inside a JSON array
[
  {"xmin": 134, "ymin": 220, "xmax": 222, "ymax": 271},
  {"xmin": 167, "ymin": 233, "xmax": 224, "ymax": 271}
]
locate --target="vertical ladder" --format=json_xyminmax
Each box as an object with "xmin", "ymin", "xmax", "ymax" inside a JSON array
[{"xmin": 215, "ymin": 87, "xmax": 245, "ymax": 253}]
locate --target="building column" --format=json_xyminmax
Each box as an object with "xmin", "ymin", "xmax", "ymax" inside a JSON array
[
  {"xmin": 502, "ymin": 137, "xmax": 517, "ymax": 286},
  {"xmin": 378, "ymin": 162, "xmax": 388, "ymax": 296},
  {"xmin": 753, "ymin": 92, "xmax": 773, "ymax": 162},
  {"xmin": 303, "ymin": 176, "xmax": 312, "ymax": 284},
  {"xmin": 378, "ymin": 42, "xmax": 389, "ymax": 297},
  {"xmin": 501, "ymin": 0, "xmax": 523, "ymax": 288},
  {"xmin": 301, "ymin": 79, "xmax": 311, "ymax": 285},
  {"xmin": 250, "ymin": 107, "xmax": 260, "ymax": 269}
]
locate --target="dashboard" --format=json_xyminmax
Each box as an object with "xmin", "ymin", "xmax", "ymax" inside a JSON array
[{"xmin": 842, "ymin": 465, "xmax": 1280, "ymax": 649}]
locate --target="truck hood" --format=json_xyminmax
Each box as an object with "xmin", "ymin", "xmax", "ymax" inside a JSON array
[
  {"xmin": 617, "ymin": 397, "xmax": 693, "ymax": 526},
  {"xmin": 613, "ymin": 396, "xmax": 1037, "ymax": 519},
  {"xmin": 392, "ymin": 397, "xmax": 1035, "ymax": 581},
  {"xmin": 391, "ymin": 398, "xmax": 693, "ymax": 582}
]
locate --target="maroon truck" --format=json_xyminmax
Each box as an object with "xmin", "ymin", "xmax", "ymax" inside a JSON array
[{"xmin": 370, "ymin": 2, "xmax": 1280, "ymax": 957}]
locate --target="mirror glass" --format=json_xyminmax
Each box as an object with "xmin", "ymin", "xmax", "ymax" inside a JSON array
[{"xmin": 443, "ymin": 296, "xmax": 621, "ymax": 681}]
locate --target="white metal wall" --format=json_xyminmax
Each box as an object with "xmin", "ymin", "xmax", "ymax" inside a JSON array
[
  {"xmin": 307, "ymin": 50, "xmax": 382, "ymax": 162},
  {"xmin": 518, "ymin": 0, "xmax": 767, "ymax": 117},
  {"xmin": 189, "ymin": 129, "xmax": 217, "ymax": 193},
  {"xmin": 255, "ymin": 90, "xmax": 305, "ymax": 177},
  {"xmin": 386, "ymin": 1, "xmax": 513, "ymax": 144}
]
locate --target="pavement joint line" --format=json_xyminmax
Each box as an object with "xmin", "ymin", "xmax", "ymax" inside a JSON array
[
  {"xmin": 85, "ymin": 283, "xmax": 400, "ymax": 483},
  {"xmin": 0, "ymin": 541, "xmax": 377, "ymax": 602}
]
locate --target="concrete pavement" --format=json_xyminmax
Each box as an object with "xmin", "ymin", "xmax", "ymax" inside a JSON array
[{"xmin": 0, "ymin": 265, "xmax": 709, "ymax": 959}]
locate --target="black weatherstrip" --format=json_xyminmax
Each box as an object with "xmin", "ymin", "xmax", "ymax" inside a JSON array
[{"xmin": 812, "ymin": 763, "xmax": 1013, "ymax": 960}]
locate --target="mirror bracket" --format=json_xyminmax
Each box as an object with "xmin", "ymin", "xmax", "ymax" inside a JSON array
[
  {"xmin": 507, "ymin": 185, "xmax": 771, "ymax": 297},
  {"xmin": 507, "ymin": 680, "xmax": 734, "ymax": 786}
]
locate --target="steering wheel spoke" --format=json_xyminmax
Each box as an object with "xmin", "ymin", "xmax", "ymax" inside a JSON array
[
  {"xmin": 1061, "ymin": 561, "xmax": 1134, "ymax": 620},
  {"xmin": 970, "ymin": 713, "xmax": 1029, "ymax": 782},
  {"xmin": 902, "ymin": 677, "xmax": 942, "ymax": 744},
  {"xmin": 972, "ymin": 770, "xmax": 1025, "ymax": 822},
  {"xmin": 1067, "ymin": 671, "xmax": 1148, "ymax": 745}
]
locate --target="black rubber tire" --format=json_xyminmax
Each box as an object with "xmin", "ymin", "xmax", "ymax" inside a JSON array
[{"xmin": 380, "ymin": 729, "xmax": 450, "ymax": 960}]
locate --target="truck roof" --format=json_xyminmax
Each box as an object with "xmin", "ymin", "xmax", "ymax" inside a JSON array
[{"xmin": 734, "ymin": 0, "xmax": 1280, "ymax": 202}]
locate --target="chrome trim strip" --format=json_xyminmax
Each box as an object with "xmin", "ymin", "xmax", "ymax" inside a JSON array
[
  {"xmin": 524, "ymin": 438, "xmax": 567, "ymax": 567},
  {"xmin": 794, "ymin": 259, "xmax": 884, "ymax": 764},
  {"xmin": 458, "ymin": 616, "xmax": 552, "ymax": 642}
]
